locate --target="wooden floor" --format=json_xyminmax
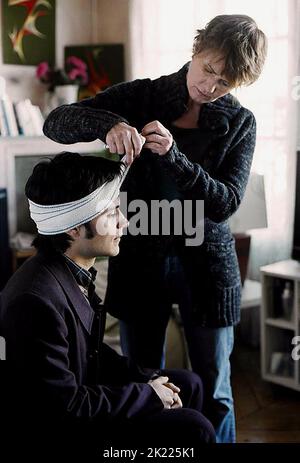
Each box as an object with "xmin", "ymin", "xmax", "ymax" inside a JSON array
[{"xmin": 232, "ymin": 342, "xmax": 300, "ymax": 443}]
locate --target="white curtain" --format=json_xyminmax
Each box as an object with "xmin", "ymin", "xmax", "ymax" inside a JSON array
[{"xmin": 129, "ymin": 0, "xmax": 300, "ymax": 279}]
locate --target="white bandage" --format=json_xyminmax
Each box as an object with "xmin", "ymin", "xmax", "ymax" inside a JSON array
[{"xmin": 28, "ymin": 156, "xmax": 129, "ymax": 235}]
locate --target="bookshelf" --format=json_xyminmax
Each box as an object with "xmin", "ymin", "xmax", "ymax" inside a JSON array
[
  {"xmin": 0, "ymin": 74, "xmax": 45, "ymax": 137},
  {"xmin": 260, "ymin": 260, "xmax": 300, "ymax": 391}
]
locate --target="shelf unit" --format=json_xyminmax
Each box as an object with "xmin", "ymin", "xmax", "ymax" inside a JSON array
[{"xmin": 260, "ymin": 259, "xmax": 300, "ymax": 391}]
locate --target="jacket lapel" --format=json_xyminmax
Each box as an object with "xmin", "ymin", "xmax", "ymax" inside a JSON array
[{"xmin": 40, "ymin": 253, "xmax": 94, "ymax": 334}]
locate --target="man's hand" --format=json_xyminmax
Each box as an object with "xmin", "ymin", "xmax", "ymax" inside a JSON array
[
  {"xmin": 148, "ymin": 376, "xmax": 182, "ymax": 409},
  {"xmin": 141, "ymin": 120, "xmax": 173, "ymax": 156},
  {"xmin": 164, "ymin": 382, "xmax": 183, "ymax": 409},
  {"xmin": 106, "ymin": 122, "xmax": 146, "ymax": 165}
]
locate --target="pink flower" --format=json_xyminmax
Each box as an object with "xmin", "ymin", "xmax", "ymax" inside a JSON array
[
  {"xmin": 68, "ymin": 68, "xmax": 88, "ymax": 85},
  {"xmin": 36, "ymin": 61, "xmax": 50, "ymax": 80},
  {"xmin": 66, "ymin": 56, "xmax": 87, "ymax": 71}
]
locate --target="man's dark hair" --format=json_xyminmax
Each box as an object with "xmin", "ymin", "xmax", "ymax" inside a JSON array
[{"xmin": 25, "ymin": 151, "xmax": 124, "ymax": 253}]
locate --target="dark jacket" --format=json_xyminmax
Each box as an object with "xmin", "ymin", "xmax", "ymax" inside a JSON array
[
  {"xmin": 0, "ymin": 251, "xmax": 163, "ymax": 424},
  {"xmin": 43, "ymin": 63, "xmax": 256, "ymax": 327}
]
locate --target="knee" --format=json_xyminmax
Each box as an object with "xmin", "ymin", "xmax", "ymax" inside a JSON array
[
  {"xmin": 170, "ymin": 369, "xmax": 203, "ymax": 389},
  {"xmin": 196, "ymin": 414, "xmax": 216, "ymax": 443},
  {"xmin": 182, "ymin": 370, "xmax": 204, "ymax": 396},
  {"xmin": 184, "ymin": 370, "xmax": 203, "ymax": 387},
  {"xmin": 181, "ymin": 409, "xmax": 216, "ymax": 444}
]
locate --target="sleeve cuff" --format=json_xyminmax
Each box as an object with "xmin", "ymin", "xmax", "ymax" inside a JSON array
[{"xmin": 160, "ymin": 141, "xmax": 179, "ymax": 164}]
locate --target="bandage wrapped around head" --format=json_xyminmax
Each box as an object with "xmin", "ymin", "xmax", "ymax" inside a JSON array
[{"xmin": 28, "ymin": 156, "xmax": 129, "ymax": 235}]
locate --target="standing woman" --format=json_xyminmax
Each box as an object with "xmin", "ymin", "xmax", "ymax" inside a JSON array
[{"xmin": 43, "ymin": 15, "xmax": 267, "ymax": 443}]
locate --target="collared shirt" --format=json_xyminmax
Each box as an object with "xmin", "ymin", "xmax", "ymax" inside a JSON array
[
  {"xmin": 63, "ymin": 254, "xmax": 105, "ymax": 383},
  {"xmin": 63, "ymin": 254, "xmax": 98, "ymax": 301},
  {"xmin": 63, "ymin": 254, "xmax": 97, "ymax": 288}
]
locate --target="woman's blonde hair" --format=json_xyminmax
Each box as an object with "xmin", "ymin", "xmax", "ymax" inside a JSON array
[{"xmin": 193, "ymin": 14, "xmax": 268, "ymax": 87}]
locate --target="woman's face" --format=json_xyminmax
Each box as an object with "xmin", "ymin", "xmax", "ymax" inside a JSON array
[{"xmin": 187, "ymin": 49, "xmax": 234, "ymax": 105}]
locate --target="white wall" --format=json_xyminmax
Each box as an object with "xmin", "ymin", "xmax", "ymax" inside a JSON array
[
  {"xmin": 92, "ymin": 0, "xmax": 130, "ymax": 79},
  {"xmin": 0, "ymin": 0, "xmax": 129, "ymax": 106}
]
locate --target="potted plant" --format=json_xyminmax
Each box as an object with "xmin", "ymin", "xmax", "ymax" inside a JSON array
[{"xmin": 36, "ymin": 57, "xmax": 88, "ymax": 113}]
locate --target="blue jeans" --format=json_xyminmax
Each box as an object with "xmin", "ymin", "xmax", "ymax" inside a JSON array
[{"xmin": 119, "ymin": 253, "xmax": 236, "ymax": 443}]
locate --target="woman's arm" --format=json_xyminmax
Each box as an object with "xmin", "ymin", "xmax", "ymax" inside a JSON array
[{"xmin": 43, "ymin": 78, "xmax": 152, "ymax": 145}]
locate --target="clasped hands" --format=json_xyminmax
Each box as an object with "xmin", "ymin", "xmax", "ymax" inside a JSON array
[
  {"xmin": 105, "ymin": 121, "xmax": 173, "ymax": 165},
  {"xmin": 148, "ymin": 376, "xmax": 183, "ymax": 409}
]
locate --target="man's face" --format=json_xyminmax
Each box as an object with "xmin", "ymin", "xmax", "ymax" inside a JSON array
[
  {"xmin": 187, "ymin": 49, "xmax": 235, "ymax": 104},
  {"xmin": 76, "ymin": 197, "xmax": 128, "ymax": 258}
]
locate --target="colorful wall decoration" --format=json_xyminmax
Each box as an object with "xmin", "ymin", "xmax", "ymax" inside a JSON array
[
  {"xmin": 1, "ymin": 0, "xmax": 55, "ymax": 65},
  {"xmin": 64, "ymin": 44, "xmax": 124, "ymax": 99}
]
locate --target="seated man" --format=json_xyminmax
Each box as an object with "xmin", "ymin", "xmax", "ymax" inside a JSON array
[{"xmin": 0, "ymin": 152, "xmax": 215, "ymax": 459}]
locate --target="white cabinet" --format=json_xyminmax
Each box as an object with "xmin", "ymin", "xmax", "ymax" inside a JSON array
[
  {"xmin": 0, "ymin": 136, "xmax": 105, "ymax": 237},
  {"xmin": 260, "ymin": 259, "xmax": 300, "ymax": 391}
]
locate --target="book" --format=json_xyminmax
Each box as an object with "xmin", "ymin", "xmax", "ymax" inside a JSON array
[
  {"xmin": 30, "ymin": 104, "xmax": 45, "ymax": 136},
  {"xmin": 15, "ymin": 100, "xmax": 35, "ymax": 136},
  {"xmin": 2, "ymin": 96, "xmax": 19, "ymax": 137},
  {"xmin": 12, "ymin": 102, "xmax": 24, "ymax": 135},
  {"xmin": 0, "ymin": 100, "xmax": 9, "ymax": 136}
]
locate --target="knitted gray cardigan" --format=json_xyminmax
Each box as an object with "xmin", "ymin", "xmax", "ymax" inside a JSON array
[{"xmin": 43, "ymin": 63, "xmax": 256, "ymax": 327}]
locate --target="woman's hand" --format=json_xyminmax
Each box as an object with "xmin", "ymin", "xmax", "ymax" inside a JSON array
[
  {"xmin": 141, "ymin": 120, "xmax": 173, "ymax": 156},
  {"xmin": 106, "ymin": 122, "xmax": 146, "ymax": 165}
]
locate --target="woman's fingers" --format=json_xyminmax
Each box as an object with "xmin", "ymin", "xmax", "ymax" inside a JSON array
[
  {"xmin": 144, "ymin": 133, "xmax": 165, "ymax": 143},
  {"xmin": 142, "ymin": 120, "xmax": 168, "ymax": 137},
  {"xmin": 115, "ymin": 136, "xmax": 125, "ymax": 155},
  {"xmin": 144, "ymin": 142, "xmax": 162, "ymax": 153},
  {"xmin": 106, "ymin": 139, "xmax": 117, "ymax": 154},
  {"xmin": 105, "ymin": 122, "xmax": 145, "ymax": 163},
  {"xmin": 131, "ymin": 131, "xmax": 145, "ymax": 158},
  {"xmin": 106, "ymin": 120, "xmax": 172, "ymax": 160},
  {"xmin": 123, "ymin": 133, "xmax": 134, "ymax": 164},
  {"xmin": 142, "ymin": 120, "xmax": 173, "ymax": 156}
]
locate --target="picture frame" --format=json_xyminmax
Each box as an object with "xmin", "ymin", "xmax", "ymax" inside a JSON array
[
  {"xmin": 1, "ymin": 0, "xmax": 55, "ymax": 66},
  {"xmin": 64, "ymin": 44, "xmax": 125, "ymax": 99}
]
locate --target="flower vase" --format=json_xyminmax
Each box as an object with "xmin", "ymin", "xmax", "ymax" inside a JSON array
[
  {"xmin": 43, "ymin": 91, "xmax": 57, "ymax": 117},
  {"xmin": 54, "ymin": 84, "xmax": 79, "ymax": 106}
]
